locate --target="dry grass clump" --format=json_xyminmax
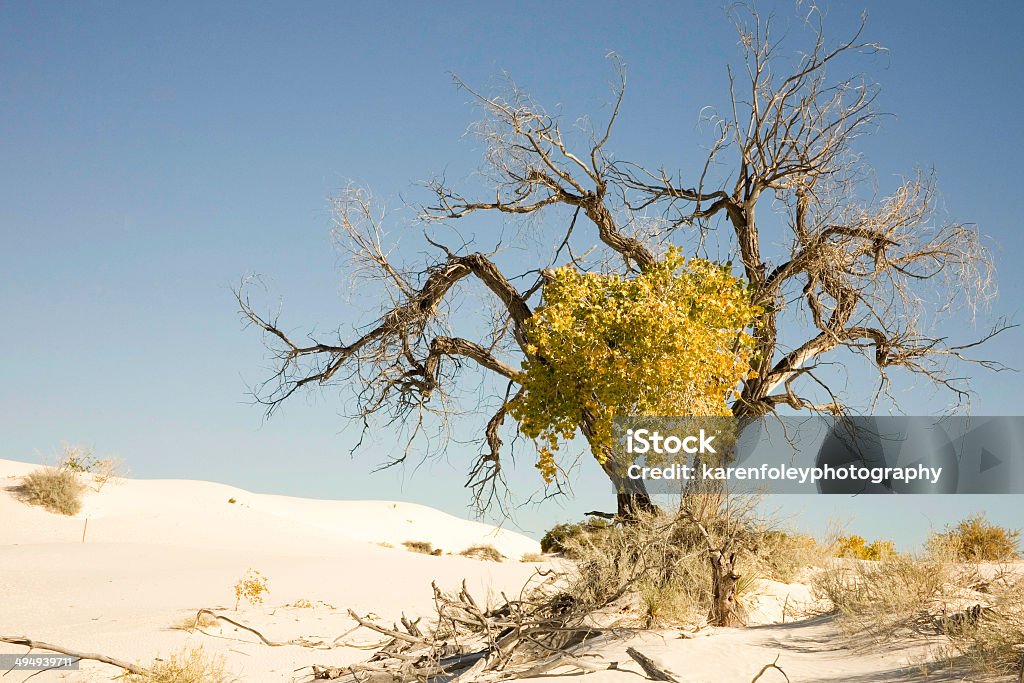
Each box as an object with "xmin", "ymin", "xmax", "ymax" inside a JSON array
[
  {"xmin": 934, "ymin": 514, "xmax": 1020, "ymax": 562},
  {"xmin": 402, "ymin": 540, "xmax": 442, "ymax": 555},
  {"xmin": 18, "ymin": 467, "xmax": 86, "ymax": 515},
  {"xmin": 751, "ymin": 530, "xmax": 824, "ymax": 583},
  {"xmin": 812, "ymin": 542, "xmax": 960, "ymax": 639},
  {"xmin": 520, "ymin": 552, "xmax": 545, "ymax": 563},
  {"xmin": 563, "ymin": 505, "xmax": 766, "ymax": 628},
  {"xmin": 126, "ymin": 646, "xmax": 231, "ymax": 683},
  {"xmin": 945, "ymin": 577, "xmax": 1024, "ymax": 677},
  {"xmin": 459, "ymin": 544, "xmax": 504, "ymax": 562}
]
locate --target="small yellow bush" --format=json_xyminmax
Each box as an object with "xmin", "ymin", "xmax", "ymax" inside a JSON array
[
  {"xmin": 233, "ymin": 569, "xmax": 269, "ymax": 610},
  {"xmin": 835, "ymin": 534, "xmax": 896, "ymax": 560},
  {"xmin": 934, "ymin": 514, "xmax": 1020, "ymax": 562}
]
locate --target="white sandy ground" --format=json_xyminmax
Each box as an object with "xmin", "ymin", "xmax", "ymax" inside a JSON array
[{"xmin": 0, "ymin": 458, "xmax": 1010, "ymax": 682}]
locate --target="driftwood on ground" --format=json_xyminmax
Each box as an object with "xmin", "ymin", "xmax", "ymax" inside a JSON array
[{"xmin": 0, "ymin": 635, "xmax": 147, "ymax": 675}]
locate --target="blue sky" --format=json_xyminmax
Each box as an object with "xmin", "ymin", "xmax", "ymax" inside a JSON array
[{"xmin": 2, "ymin": 1, "xmax": 1022, "ymax": 546}]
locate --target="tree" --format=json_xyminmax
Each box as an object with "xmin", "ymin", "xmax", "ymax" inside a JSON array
[{"xmin": 239, "ymin": 7, "xmax": 1006, "ymax": 520}]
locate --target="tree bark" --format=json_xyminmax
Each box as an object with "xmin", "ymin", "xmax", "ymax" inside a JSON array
[{"xmin": 708, "ymin": 550, "xmax": 741, "ymax": 627}]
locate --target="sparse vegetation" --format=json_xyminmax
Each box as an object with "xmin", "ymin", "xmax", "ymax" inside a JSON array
[
  {"xmin": 227, "ymin": 497, "xmax": 237, "ymax": 504},
  {"xmin": 459, "ymin": 544, "xmax": 504, "ymax": 562},
  {"xmin": 813, "ymin": 544, "xmax": 959, "ymax": 639},
  {"xmin": 59, "ymin": 444, "xmax": 124, "ymax": 491},
  {"xmin": 934, "ymin": 514, "xmax": 1020, "ymax": 562},
  {"xmin": 402, "ymin": 540, "xmax": 435, "ymax": 555},
  {"xmin": 945, "ymin": 577, "xmax": 1024, "ymax": 677},
  {"xmin": 233, "ymin": 569, "xmax": 269, "ymax": 610},
  {"xmin": 126, "ymin": 646, "xmax": 231, "ymax": 683},
  {"xmin": 752, "ymin": 530, "xmax": 824, "ymax": 583},
  {"xmin": 18, "ymin": 467, "xmax": 86, "ymax": 515},
  {"xmin": 520, "ymin": 552, "xmax": 544, "ymax": 563}
]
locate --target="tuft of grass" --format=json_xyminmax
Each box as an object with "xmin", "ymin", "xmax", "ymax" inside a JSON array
[
  {"xmin": 460, "ymin": 544, "xmax": 505, "ymax": 562},
  {"xmin": 402, "ymin": 540, "xmax": 434, "ymax": 555},
  {"xmin": 18, "ymin": 467, "xmax": 86, "ymax": 515},
  {"xmin": 934, "ymin": 514, "xmax": 1020, "ymax": 562},
  {"xmin": 227, "ymin": 497, "xmax": 237, "ymax": 504},
  {"xmin": 126, "ymin": 646, "xmax": 231, "ymax": 683},
  {"xmin": 520, "ymin": 552, "xmax": 545, "ymax": 563}
]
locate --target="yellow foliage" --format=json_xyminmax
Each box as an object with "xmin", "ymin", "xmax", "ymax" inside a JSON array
[
  {"xmin": 233, "ymin": 569, "xmax": 269, "ymax": 609},
  {"xmin": 510, "ymin": 248, "xmax": 761, "ymax": 482},
  {"xmin": 835, "ymin": 534, "xmax": 896, "ymax": 561}
]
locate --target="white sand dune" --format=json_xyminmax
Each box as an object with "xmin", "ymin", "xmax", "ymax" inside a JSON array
[{"xmin": 0, "ymin": 459, "xmax": 1000, "ymax": 682}]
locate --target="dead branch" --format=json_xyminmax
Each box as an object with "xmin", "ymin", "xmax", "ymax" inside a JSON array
[
  {"xmin": 625, "ymin": 647, "xmax": 680, "ymax": 682},
  {"xmin": 749, "ymin": 654, "xmax": 790, "ymax": 682},
  {"xmin": 0, "ymin": 635, "xmax": 147, "ymax": 675}
]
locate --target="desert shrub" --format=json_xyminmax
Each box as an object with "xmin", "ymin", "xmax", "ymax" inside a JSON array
[
  {"xmin": 945, "ymin": 577, "xmax": 1024, "ymax": 677},
  {"xmin": 752, "ymin": 530, "xmax": 823, "ymax": 583},
  {"xmin": 233, "ymin": 569, "xmax": 269, "ymax": 609},
  {"xmin": 834, "ymin": 534, "xmax": 896, "ymax": 560},
  {"xmin": 520, "ymin": 552, "xmax": 545, "ymax": 563},
  {"xmin": 402, "ymin": 540, "xmax": 434, "ymax": 554},
  {"xmin": 562, "ymin": 505, "xmax": 768, "ymax": 627},
  {"xmin": 126, "ymin": 646, "xmax": 231, "ymax": 683},
  {"xmin": 58, "ymin": 444, "xmax": 124, "ymax": 491},
  {"xmin": 18, "ymin": 467, "xmax": 86, "ymax": 515},
  {"xmin": 460, "ymin": 544, "xmax": 505, "ymax": 562},
  {"xmin": 540, "ymin": 517, "xmax": 613, "ymax": 555},
  {"xmin": 934, "ymin": 514, "xmax": 1020, "ymax": 562},
  {"xmin": 812, "ymin": 542, "xmax": 961, "ymax": 639}
]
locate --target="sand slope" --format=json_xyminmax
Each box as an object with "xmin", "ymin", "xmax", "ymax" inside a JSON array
[{"xmin": 0, "ymin": 459, "xmax": 1005, "ymax": 682}]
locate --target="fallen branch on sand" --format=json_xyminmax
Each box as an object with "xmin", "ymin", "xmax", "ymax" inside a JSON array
[
  {"xmin": 625, "ymin": 647, "xmax": 680, "ymax": 682},
  {"xmin": 0, "ymin": 635, "xmax": 147, "ymax": 675},
  {"xmin": 749, "ymin": 654, "xmax": 790, "ymax": 682}
]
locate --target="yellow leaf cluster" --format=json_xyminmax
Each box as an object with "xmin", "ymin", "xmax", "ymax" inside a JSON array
[{"xmin": 510, "ymin": 248, "xmax": 761, "ymax": 482}]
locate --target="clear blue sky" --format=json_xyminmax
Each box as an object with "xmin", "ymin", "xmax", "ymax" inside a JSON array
[{"xmin": 2, "ymin": 1, "xmax": 1022, "ymax": 546}]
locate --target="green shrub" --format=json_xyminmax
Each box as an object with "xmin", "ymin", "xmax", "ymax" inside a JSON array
[
  {"xmin": 934, "ymin": 514, "xmax": 1020, "ymax": 562},
  {"xmin": 540, "ymin": 517, "xmax": 613, "ymax": 555},
  {"xmin": 18, "ymin": 467, "xmax": 86, "ymax": 515}
]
